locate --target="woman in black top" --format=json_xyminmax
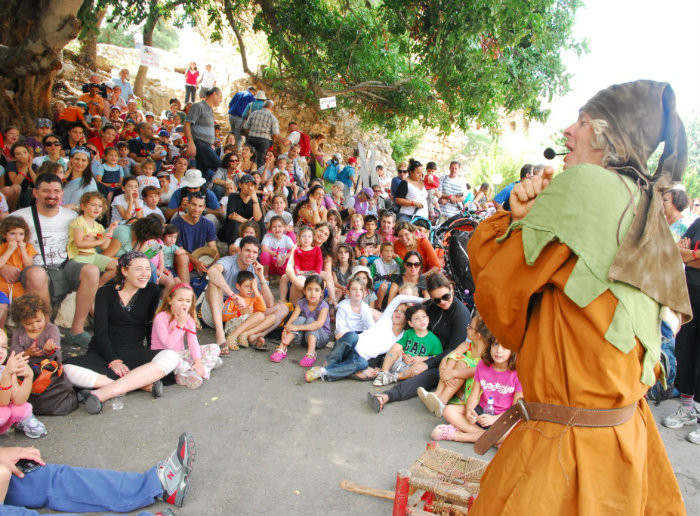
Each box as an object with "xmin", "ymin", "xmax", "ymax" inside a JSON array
[
  {"xmin": 63, "ymin": 252, "xmax": 179, "ymax": 414},
  {"xmin": 222, "ymin": 173, "xmax": 263, "ymax": 243},
  {"xmin": 369, "ymin": 273, "xmax": 470, "ymax": 411}
]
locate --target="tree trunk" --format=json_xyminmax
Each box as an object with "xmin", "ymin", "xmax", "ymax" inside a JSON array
[
  {"xmin": 79, "ymin": 8, "xmax": 106, "ymax": 70},
  {"xmin": 0, "ymin": 0, "xmax": 82, "ymax": 132},
  {"xmin": 133, "ymin": 0, "xmax": 160, "ymax": 98}
]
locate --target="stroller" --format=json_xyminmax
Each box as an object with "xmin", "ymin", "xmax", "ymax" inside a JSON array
[{"xmin": 432, "ymin": 214, "xmax": 479, "ymax": 311}]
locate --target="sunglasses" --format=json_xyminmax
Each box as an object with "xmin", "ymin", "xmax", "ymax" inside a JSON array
[
  {"xmin": 694, "ymin": 204, "xmax": 700, "ymax": 208},
  {"xmin": 404, "ymin": 261, "xmax": 422, "ymax": 268},
  {"xmin": 398, "ymin": 169, "xmax": 408, "ymax": 173},
  {"xmin": 45, "ymin": 141, "xmax": 61, "ymax": 147},
  {"xmin": 432, "ymin": 292, "xmax": 452, "ymax": 304}
]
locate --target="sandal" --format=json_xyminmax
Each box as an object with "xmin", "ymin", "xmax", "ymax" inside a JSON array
[
  {"xmin": 252, "ymin": 337, "xmax": 269, "ymax": 352},
  {"xmin": 351, "ymin": 368, "xmax": 378, "ymax": 381},
  {"xmin": 226, "ymin": 333, "xmax": 239, "ymax": 351},
  {"xmin": 270, "ymin": 347, "xmax": 288, "ymax": 363},
  {"xmin": 431, "ymin": 424, "xmax": 457, "ymax": 441},
  {"xmin": 299, "ymin": 352, "xmax": 317, "ymax": 368},
  {"xmin": 367, "ymin": 392, "xmax": 386, "ymax": 413},
  {"xmin": 237, "ymin": 334, "xmax": 250, "ymax": 348},
  {"xmin": 219, "ymin": 343, "xmax": 231, "ymax": 357}
]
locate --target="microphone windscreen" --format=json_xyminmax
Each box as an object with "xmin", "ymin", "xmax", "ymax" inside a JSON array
[{"xmin": 543, "ymin": 148, "xmax": 556, "ymax": 160}]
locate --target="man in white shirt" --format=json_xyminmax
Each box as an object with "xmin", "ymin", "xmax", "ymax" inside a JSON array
[
  {"xmin": 13, "ymin": 174, "xmax": 100, "ymax": 348},
  {"xmin": 198, "ymin": 64, "xmax": 217, "ymax": 98},
  {"xmin": 438, "ymin": 161, "xmax": 467, "ymax": 224}
]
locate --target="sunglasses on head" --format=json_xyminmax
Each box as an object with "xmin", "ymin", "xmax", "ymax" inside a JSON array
[
  {"xmin": 404, "ymin": 261, "xmax": 422, "ymax": 268},
  {"xmin": 189, "ymin": 192, "xmax": 206, "ymax": 199},
  {"xmin": 432, "ymin": 292, "xmax": 452, "ymax": 304}
]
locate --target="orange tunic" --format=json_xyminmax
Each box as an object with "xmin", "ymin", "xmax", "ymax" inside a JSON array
[
  {"xmin": 468, "ymin": 211, "xmax": 685, "ymax": 516},
  {"xmin": 0, "ymin": 242, "xmax": 36, "ymax": 299}
]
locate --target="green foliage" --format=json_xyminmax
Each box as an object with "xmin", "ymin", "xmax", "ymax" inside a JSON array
[
  {"xmin": 97, "ymin": 20, "xmax": 179, "ymax": 51},
  {"xmin": 681, "ymin": 112, "xmax": 700, "ymax": 198},
  {"xmin": 97, "ymin": 23, "xmax": 136, "ymax": 48},
  {"xmin": 220, "ymin": 0, "xmax": 584, "ymax": 134},
  {"xmin": 387, "ymin": 123, "xmax": 423, "ymax": 162},
  {"xmin": 469, "ymin": 141, "xmax": 524, "ymax": 193}
]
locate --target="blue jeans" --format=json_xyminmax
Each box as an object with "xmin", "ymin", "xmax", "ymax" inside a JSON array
[
  {"xmin": 5, "ymin": 463, "xmax": 162, "ymax": 515},
  {"xmin": 194, "ymin": 139, "xmax": 222, "ymax": 181},
  {"xmin": 323, "ymin": 332, "xmax": 368, "ymax": 381}
]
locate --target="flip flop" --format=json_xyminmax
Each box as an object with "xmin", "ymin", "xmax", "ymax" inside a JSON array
[
  {"xmin": 252, "ymin": 337, "xmax": 269, "ymax": 351},
  {"xmin": 367, "ymin": 392, "xmax": 385, "ymax": 413},
  {"xmin": 351, "ymin": 368, "xmax": 377, "ymax": 381},
  {"xmin": 219, "ymin": 343, "xmax": 231, "ymax": 357}
]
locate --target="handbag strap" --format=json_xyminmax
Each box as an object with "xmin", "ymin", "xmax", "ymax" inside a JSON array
[{"xmin": 31, "ymin": 204, "xmax": 48, "ymax": 268}]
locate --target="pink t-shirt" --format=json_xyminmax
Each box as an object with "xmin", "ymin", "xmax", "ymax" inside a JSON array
[
  {"xmin": 151, "ymin": 311, "xmax": 201, "ymax": 360},
  {"xmin": 474, "ymin": 361, "xmax": 522, "ymax": 415}
]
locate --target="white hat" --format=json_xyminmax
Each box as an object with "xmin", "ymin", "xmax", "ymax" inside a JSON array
[
  {"xmin": 171, "ymin": 133, "xmax": 182, "ymax": 141},
  {"xmin": 333, "ymin": 152, "xmax": 342, "ymax": 161},
  {"xmin": 181, "ymin": 169, "xmax": 206, "ymax": 188},
  {"xmin": 145, "ymin": 111, "xmax": 155, "ymax": 117},
  {"xmin": 255, "ymin": 91, "xmax": 267, "ymax": 100},
  {"xmin": 349, "ymin": 265, "xmax": 372, "ymax": 281},
  {"xmin": 104, "ymin": 81, "xmax": 115, "ymax": 89}
]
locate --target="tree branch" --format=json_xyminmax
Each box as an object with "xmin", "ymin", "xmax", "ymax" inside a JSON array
[
  {"xmin": 0, "ymin": 0, "xmax": 82, "ymax": 79},
  {"xmin": 320, "ymin": 78, "xmax": 412, "ymax": 97},
  {"xmin": 223, "ymin": 0, "xmax": 257, "ymax": 79}
]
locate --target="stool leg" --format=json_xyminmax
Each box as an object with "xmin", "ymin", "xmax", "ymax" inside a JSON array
[{"xmin": 392, "ymin": 469, "xmax": 411, "ymax": 516}]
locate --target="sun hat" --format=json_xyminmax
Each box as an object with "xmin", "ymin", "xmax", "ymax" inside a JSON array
[{"xmin": 181, "ymin": 169, "xmax": 207, "ymax": 188}]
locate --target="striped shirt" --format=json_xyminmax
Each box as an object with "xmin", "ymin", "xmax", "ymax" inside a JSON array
[{"xmin": 439, "ymin": 175, "xmax": 466, "ymax": 218}]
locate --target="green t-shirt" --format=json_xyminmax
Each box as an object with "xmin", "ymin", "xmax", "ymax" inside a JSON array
[{"xmin": 397, "ymin": 328, "xmax": 442, "ymax": 357}]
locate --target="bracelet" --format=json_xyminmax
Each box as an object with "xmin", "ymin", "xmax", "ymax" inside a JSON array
[
  {"xmin": 0, "ymin": 383, "xmax": 11, "ymax": 391},
  {"xmin": 176, "ymin": 325, "xmax": 197, "ymax": 335}
]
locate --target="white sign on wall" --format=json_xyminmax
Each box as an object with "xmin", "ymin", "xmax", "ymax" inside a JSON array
[
  {"xmin": 319, "ymin": 96, "xmax": 337, "ymax": 110},
  {"xmin": 139, "ymin": 45, "xmax": 160, "ymax": 69}
]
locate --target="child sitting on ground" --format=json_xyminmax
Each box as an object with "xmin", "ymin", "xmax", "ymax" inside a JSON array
[
  {"xmin": 95, "ymin": 146, "xmax": 124, "ymax": 202},
  {"xmin": 373, "ymin": 304, "xmax": 442, "ymax": 386},
  {"xmin": 334, "ymin": 277, "xmax": 380, "ymax": 341},
  {"xmin": 141, "ymin": 185, "xmax": 165, "ymax": 219},
  {"xmin": 332, "ymin": 243, "xmax": 354, "ymax": 303},
  {"xmin": 357, "ymin": 215, "xmax": 380, "ymax": 266},
  {"xmin": 223, "ymin": 270, "xmax": 267, "ymax": 354},
  {"xmin": 263, "ymin": 193, "xmax": 295, "ymax": 242},
  {"xmin": 260, "ymin": 215, "xmax": 294, "ymax": 301},
  {"xmin": 116, "ymin": 141, "xmax": 136, "ymax": 176},
  {"xmin": 112, "ymin": 176, "xmax": 144, "ymax": 225},
  {"xmin": 417, "ymin": 312, "xmax": 489, "ymax": 418},
  {"xmin": 67, "ymin": 192, "xmax": 119, "ymax": 287},
  {"xmin": 344, "ymin": 213, "xmax": 366, "ymax": 249},
  {"xmin": 371, "ymin": 242, "xmax": 403, "ymax": 308},
  {"xmin": 0, "ymin": 216, "xmax": 37, "ymax": 327},
  {"xmin": 271, "ymin": 274, "xmax": 330, "ymax": 368},
  {"xmin": 10, "ymin": 294, "xmax": 61, "ymax": 362},
  {"xmin": 431, "ymin": 339, "xmax": 522, "ymax": 446},
  {"xmin": 0, "ymin": 331, "xmax": 46, "ymax": 438},
  {"xmin": 136, "ymin": 158, "xmax": 160, "ymax": 196},
  {"xmin": 229, "ymin": 220, "xmax": 260, "ymax": 256},
  {"xmin": 151, "ymin": 283, "xmax": 221, "ymax": 389},
  {"xmin": 348, "ymin": 265, "xmax": 378, "ymax": 308},
  {"xmin": 161, "ymin": 224, "xmax": 186, "ymax": 279},
  {"xmin": 286, "ymin": 226, "xmax": 323, "ymax": 296}
]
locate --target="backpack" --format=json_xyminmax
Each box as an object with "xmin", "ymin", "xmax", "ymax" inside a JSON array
[
  {"xmin": 298, "ymin": 131, "xmax": 311, "ymax": 157},
  {"xmin": 323, "ymin": 160, "xmax": 339, "ymax": 183},
  {"xmin": 647, "ymin": 320, "xmax": 678, "ymax": 404},
  {"xmin": 337, "ymin": 165, "xmax": 355, "ymax": 187}
]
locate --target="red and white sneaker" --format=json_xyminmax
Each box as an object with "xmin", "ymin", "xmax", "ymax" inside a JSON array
[{"xmin": 157, "ymin": 432, "xmax": 195, "ymax": 507}]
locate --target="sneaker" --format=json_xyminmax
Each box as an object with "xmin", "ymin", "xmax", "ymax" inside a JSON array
[
  {"xmin": 687, "ymin": 428, "xmax": 700, "ymax": 444},
  {"xmin": 662, "ymin": 406, "xmax": 698, "ymax": 429},
  {"xmin": 15, "ymin": 414, "xmax": 47, "ymax": 439},
  {"xmin": 373, "ymin": 371, "xmax": 398, "ymax": 386},
  {"xmin": 158, "ymin": 432, "xmax": 196, "ymax": 507},
  {"xmin": 305, "ymin": 366, "xmax": 325, "ymax": 383},
  {"xmin": 372, "ymin": 371, "xmax": 388, "ymax": 386},
  {"xmin": 63, "ymin": 331, "xmax": 92, "ymax": 348},
  {"xmin": 418, "ymin": 387, "xmax": 445, "ymax": 418}
]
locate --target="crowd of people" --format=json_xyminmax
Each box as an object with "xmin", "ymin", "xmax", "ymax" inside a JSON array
[{"xmin": 0, "ymin": 68, "xmax": 697, "ymax": 515}]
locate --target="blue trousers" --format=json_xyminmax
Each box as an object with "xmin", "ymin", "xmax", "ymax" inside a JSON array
[
  {"xmin": 4, "ymin": 463, "xmax": 162, "ymax": 515},
  {"xmin": 193, "ymin": 139, "xmax": 222, "ymax": 181},
  {"xmin": 324, "ymin": 332, "xmax": 368, "ymax": 381}
]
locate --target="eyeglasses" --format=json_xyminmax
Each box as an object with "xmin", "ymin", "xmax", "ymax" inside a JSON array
[
  {"xmin": 432, "ymin": 292, "xmax": 452, "ymax": 304},
  {"xmin": 45, "ymin": 141, "xmax": 61, "ymax": 147},
  {"xmin": 405, "ymin": 261, "xmax": 422, "ymax": 268}
]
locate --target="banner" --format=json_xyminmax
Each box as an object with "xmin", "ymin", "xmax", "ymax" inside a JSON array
[{"xmin": 138, "ymin": 44, "xmax": 160, "ymax": 69}]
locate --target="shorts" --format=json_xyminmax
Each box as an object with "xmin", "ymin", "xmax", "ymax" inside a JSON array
[
  {"xmin": 20, "ymin": 262, "xmax": 86, "ymax": 301},
  {"xmin": 70, "ymin": 254, "xmax": 115, "ymax": 272},
  {"xmin": 224, "ymin": 313, "xmax": 252, "ymax": 335},
  {"xmin": 389, "ymin": 356, "xmax": 410, "ymax": 374}
]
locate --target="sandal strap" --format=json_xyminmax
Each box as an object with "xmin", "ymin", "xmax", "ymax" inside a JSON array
[{"xmin": 304, "ymin": 352, "xmax": 317, "ymax": 359}]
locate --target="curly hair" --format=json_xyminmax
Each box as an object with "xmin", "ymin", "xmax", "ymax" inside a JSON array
[
  {"xmin": 77, "ymin": 191, "xmax": 107, "ymax": 217},
  {"xmin": 10, "ymin": 293, "xmax": 50, "ymax": 323},
  {"xmin": 0, "ymin": 216, "xmax": 31, "ymax": 243},
  {"xmin": 132, "ymin": 214, "xmax": 164, "ymax": 243}
]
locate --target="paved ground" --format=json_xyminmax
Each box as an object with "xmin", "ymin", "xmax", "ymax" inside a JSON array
[{"xmin": 2, "ymin": 330, "xmax": 698, "ymax": 515}]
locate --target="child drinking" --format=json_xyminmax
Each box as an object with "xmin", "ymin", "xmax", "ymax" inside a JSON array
[
  {"xmin": 373, "ymin": 304, "xmax": 442, "ymax": 386},
  {"xmin": 67, "ymin": 192, "xmax": 118, "ymax": 286},
  {"xmin": 112, "ymin": 176, "xmax": 144, "ymax": 224},
  {"xmin": 0, "ymin": 331, "xmax": 47, "ymax": 438},
  {"xmin": 137, "ymin": 158, "xmax": 160, "ymax": 196},
  {"xmin": 260, "ymin": 216, "xmax": 294, "ymax": 301},
  {"xmin": 271, "ymin": 274, "xmax": 330, "ymax": 367},
  {"xmin": 151, "ymin": 283, "xmax": 221, "ymax": 389},
  {"xmin": 417, "ymin": 312, "xmax": 490, "ymax": 418},
  {"xmin": 223, "ymin": 271, "xmax": 267, "ymax": 353},
  {"xmin": 332, "ymin": 243, "xmax": 354, "ymax": 302},
  {"xmin": 345, "ymin": 213, "xmax": 366, "ymax": 248},
  {"xmin": 286, "ymin": 226, "xmax": 323, "ymax": 296},
  {"xmin": 371, "ymin": 242, "xmax": 402, "ymax": 308},
  {"xmin": 0, "ymin": 217, "xmax": 37, "ymax": 326},
  {"xmin": 432, "ymin": 340, "xmax": 522, "ymax": 446}
]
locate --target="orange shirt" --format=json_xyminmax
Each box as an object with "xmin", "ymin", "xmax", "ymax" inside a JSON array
[
  {"xmin": 0, "ymin": 242, "xmax": 37, "ymax": 297},
  {"xmin": 59, "ymin": 106, "xmax": 86, "ymax": 123},
  {"xmin": 78, "ymin": 93, "xmax": 107, "ymax": 117},
  {"xmin": 393, "ymin": 236, "xmax": 440, "ymax": 273}
]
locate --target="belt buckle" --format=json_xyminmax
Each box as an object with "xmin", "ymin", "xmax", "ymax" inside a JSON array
[{"xmin": 516, "ymin": 399, "xmax": 530, "ymax": 422}]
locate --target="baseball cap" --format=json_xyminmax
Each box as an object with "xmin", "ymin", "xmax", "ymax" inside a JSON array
[
  {"xmin": 348, "ymin": 157, "xmax": 357, "ymax": 165},
  {"xmin": 35, "ymin": 118, "xmax": 52, "ymax": 128},
  {"xmin": 239, "ymin": 174, "xmax": 255, "ymax": 184},
  {"xmin": 145, "ymin": 111, "xmax": 155, "ymax": 117},
  {"xmin": 158, "ymin": 130, "xmax": 170, "ymax": 138}
]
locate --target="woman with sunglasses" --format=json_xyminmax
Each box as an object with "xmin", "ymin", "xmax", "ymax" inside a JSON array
[
  {"xmin": 393, "ymin": 220, "xmax": 440, "ymax": 275},
  {"xmin": 394, "ymin": 158, "xmax": 428, "ymax": 221},
  {"xmin": 374, "ymin": 273, "xmax": 470, "ymax": 411},
  {"xmin": 32, "ymin": 134, "xmax": 68, "ymax": 170},
  {"xmin": 211, "ymin": 152, "xmax": 241, "ymax": 199},
  {"xmin": 62, "ymin": 147, "xmax": 98, "ymax": 210},
  {"xmin": 384, "ymin": 250, "xmax": 429, "ymax": 308}
]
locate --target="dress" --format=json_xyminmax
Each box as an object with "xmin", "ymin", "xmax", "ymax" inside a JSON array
[{"xmin": 466, "ymin": 165, "xmax": 684, "ymax": 516}]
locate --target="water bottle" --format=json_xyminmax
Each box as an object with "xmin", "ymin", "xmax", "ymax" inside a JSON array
[{"xmin": 484, "ymin": 396, "xmax": 495, "ymax": 416}]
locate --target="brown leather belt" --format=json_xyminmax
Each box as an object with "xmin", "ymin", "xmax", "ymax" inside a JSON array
[{"xmin": 473, "ymin": 399, "xmax": 637, "ymax": 455}]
